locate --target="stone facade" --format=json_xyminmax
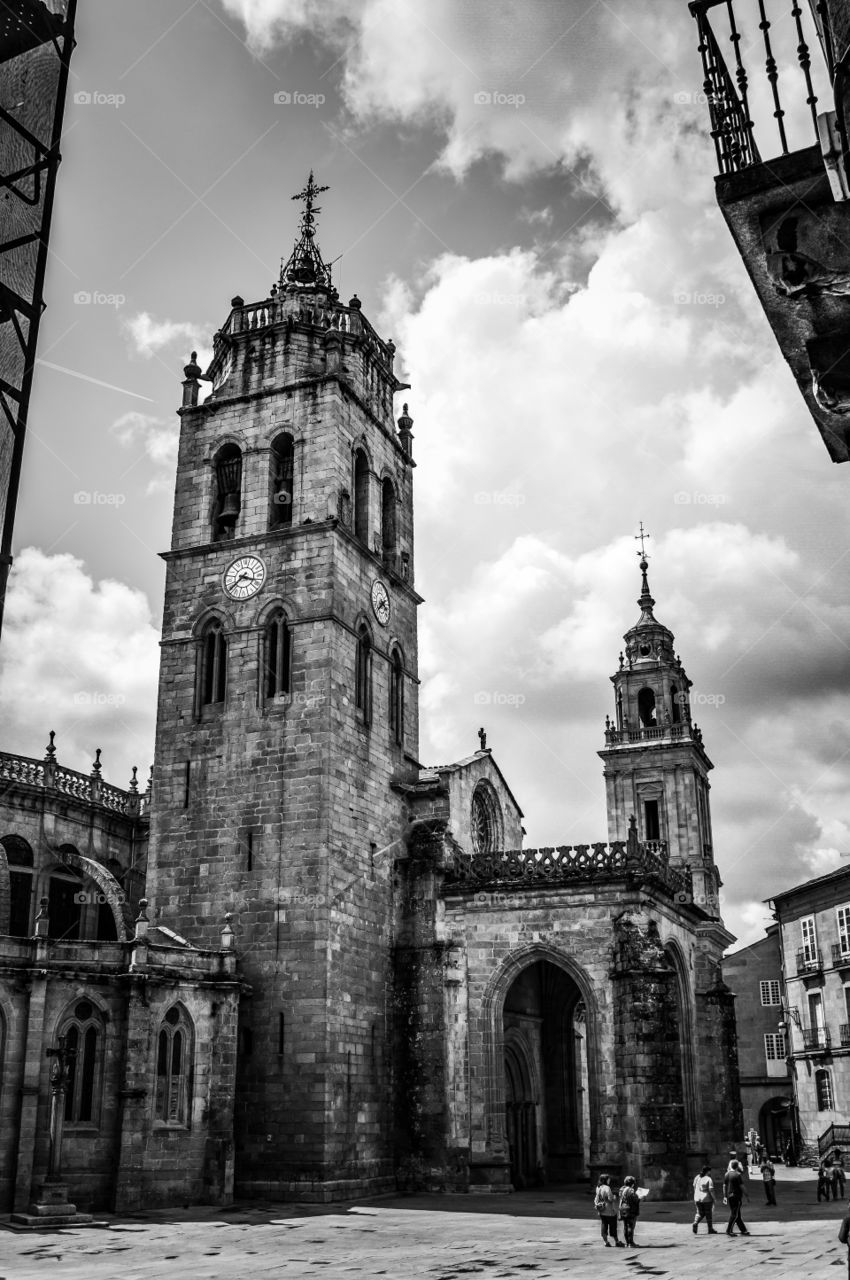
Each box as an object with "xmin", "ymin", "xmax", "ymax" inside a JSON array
[
  {"xmin": 0, "ymin": 182, "xmax": 743, "ymax": 1209},
  {"xmin": 771, "ymin": 866, "xmax": 850, "ymax": 1161},
  {"xmin": 723, "ymin": 926, "xmax": 794, "ymax": 1158}
]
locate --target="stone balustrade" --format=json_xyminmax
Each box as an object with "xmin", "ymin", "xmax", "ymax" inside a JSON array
[
  {"xmin": 0, "ymin": 749, "xmax": 148, "ymax": 819},
  {"xmin": 446, "ymin": 837, "xmax": 693, "ymax": 900}
]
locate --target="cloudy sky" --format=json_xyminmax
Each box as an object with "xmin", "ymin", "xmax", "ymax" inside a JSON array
[{"xmin": 2, "ymin": 0, "xmax": 849, "ymax": 949}]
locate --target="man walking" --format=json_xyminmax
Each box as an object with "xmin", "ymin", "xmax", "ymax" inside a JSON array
[
  {"xmin": 692, "ymin": 1164, "xmax": 717, "ymax": 1235},
  {"xmin": 723, "ymin": 1159, "xmax": 750, "ymax": 1237}
]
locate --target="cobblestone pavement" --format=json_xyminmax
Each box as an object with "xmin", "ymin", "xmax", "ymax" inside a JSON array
[{"xmin": 0, "ymin": 1166, "xmax": 847, "ymax": 1280}]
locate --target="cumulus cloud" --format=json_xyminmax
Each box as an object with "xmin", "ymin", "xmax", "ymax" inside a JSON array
[
  {"xmin": 111, "ymin": 411, "xmax": 179, "ymax": 493},
  {"xmin": 123, "ymin": 311, "xmax": 209, "ymax": 363},
  {"xmin": 0, "ymin": 549, "xmax": 159, "ymax": 788}
]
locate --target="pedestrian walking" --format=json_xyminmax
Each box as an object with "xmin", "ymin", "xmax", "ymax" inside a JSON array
[
  {"xmin": 692, "ymin": 1164, "xmax": 718, "ymax": 1235},
  {"xmin": 723, "ymin": 1159, "xmax": 750, "ymax": 1237},
  {"xmin": 594, "ymin": 1174, "xmax": 624, "ymax": 1248},
  {"xmin": 835, "ymin": 1153, "xmax": 846, "ymax": 1199},
  {"xmin": 839, "ymin": 1206, "xmax": 850, "ymax": 1278},
  {"xmin": 820, "ymin": 1156, "xmax": 835, "ymax": 1202},
  {"xmin": 759, "ymin": 1156, "xmax": 776, "ymax": 1206}
]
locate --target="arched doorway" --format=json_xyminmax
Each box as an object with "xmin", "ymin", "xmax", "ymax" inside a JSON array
[
  {"xmin": 759, "ymin": 1096, "xmax": 795, "ymax": 1160},
  {"xmin": 503, "ymin": 959, "xmax": 588, "ymax": 1183}
]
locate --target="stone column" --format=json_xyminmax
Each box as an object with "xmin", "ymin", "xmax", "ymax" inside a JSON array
[{"xmin": 611, "ymin": 916, "xmax": 688, "ymax": 1198}]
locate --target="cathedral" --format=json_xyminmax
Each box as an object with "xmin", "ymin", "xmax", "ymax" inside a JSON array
[{"xmin": 0, "ymin": 177, "xmax": 741, "ymax": 1217}]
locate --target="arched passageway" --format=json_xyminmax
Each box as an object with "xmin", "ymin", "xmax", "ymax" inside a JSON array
[{"xmin": 503, "ymin": 960, "xmax": 588, "ymax": 1184}]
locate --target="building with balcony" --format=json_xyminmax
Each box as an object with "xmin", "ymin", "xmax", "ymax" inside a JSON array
[
  {"xmin": 688, "ymin": 0, "xmax": 850, "ymax": 463},
  {"xmin": 770, "ymin": 865, "xmax": 850, "ymax": 1159},
  {"xmin": 723, "ymin": 926, "xmax": 795, "ymax": 1158}
]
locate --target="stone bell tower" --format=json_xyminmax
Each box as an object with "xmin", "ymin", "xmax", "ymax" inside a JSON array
[
  {"xmin": 146, "ymin": 173, "xmax": 421, "ymax": 1199},
  {"xmin": 599, "ymin": 534, "xmax": 721, "ymax": 916}
]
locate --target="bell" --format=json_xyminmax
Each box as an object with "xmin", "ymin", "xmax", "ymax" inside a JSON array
[{"xmin": 218, "ymin": 492, "xmax": 240, "ymax": 526}]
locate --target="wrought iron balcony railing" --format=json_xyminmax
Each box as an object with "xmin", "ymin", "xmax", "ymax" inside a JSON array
[
  {"xmin": 689, "ymin": 0, "xmax": 831, "ymax": 175},
  {"xmin": 801, "ymin": 1025, "xmax": 831, "ymax": 1051},
  {"xmin": 796, "ymin": 947, "xmax": 824, "ymax": 974},
  {"xmin": 832, "ymin": 943, "xmax": 850, "ymax": 967}
]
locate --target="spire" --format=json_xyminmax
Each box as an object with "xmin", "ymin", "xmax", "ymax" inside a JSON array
[
  {"xmin": 280, "ymin": 170, "xmax": 332, "ymax": 291},
  {"xmin": 633, "ymin": 523, "xmax": 657, "ymax": 625}
]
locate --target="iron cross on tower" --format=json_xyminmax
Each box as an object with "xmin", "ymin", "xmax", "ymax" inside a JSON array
[
  {"xmin": 292, "ymin": 170, "xmax": 329, "ymax": 233},
  {"xmin": 634, "ymin": 521, "xmax": 650, "ymax": 561}
]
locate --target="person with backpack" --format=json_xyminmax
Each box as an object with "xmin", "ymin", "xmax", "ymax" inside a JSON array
[
  {"xmin": 692, "ymin": 1164, "xmax": 717, "ymax": 1234},
  {"xmin": 594, "ymin": 1173, "xmax": 624, "ymax": 1247},
  {"xmin": 839, "ymin": 1207, "xmax": 850, "ymax": 1277},
  {"xmin": 618, "ymin": 1175, "xmax": 641, "ymax": 1247}
]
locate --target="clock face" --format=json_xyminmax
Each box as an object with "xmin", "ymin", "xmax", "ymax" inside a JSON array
[
  {"xmin": 223, "ymin": 555, "xmax": 266, "ymax": 600},
  {"xmin": 371, "ymin": 579, "xmax": 390, "ymax": 626}
]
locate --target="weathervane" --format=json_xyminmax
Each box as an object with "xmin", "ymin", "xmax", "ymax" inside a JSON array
[
  {"xmin": 291, "ymin": 170, "xmax": 329, "ymax": 233},
  {"xmin": 281, "ymin": 170, "xmax": 332, "ymax": 288},
  {"xmin": 634, "ymin": 521, "xmax": 650, "ymax": 561}
]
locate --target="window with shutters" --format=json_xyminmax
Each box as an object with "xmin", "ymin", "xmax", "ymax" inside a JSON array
[{"xmin": 838, "ymin": 907, "xmax": 850, "ymax": 957}]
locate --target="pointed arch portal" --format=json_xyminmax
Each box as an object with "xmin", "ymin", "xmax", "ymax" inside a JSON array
[{"xmin": 495, "ymin": 954, "xmax": 595, "ymax": 1184}]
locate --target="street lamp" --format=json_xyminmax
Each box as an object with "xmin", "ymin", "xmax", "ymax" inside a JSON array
[{"xmin": 777, "ymin": 1005, "xmax": 801, "ymax": 1165}]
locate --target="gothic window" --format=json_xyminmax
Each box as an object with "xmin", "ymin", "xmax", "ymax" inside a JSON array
[
  {"xmin": 644, "ymin": 799, "xmax": 660, "ymax": 841},
  {"xmin": 353, "ymin": 448, "xmax": 369, "ymax": 545},
  {"xmin": 355, "ymin": 623, "xmax": 372, "ymax": 724},
  {"xmin": 2, "ymin": 834, "xmax": 33, "ymax": 936},
  {"xmin": 381, "ymin": 477, "xmax": 397, "ymax": 566},
  {"xmin": 471, "ymin": 782, "xmax": 503, "ymax": 855},
  {"xmin": 389, "ymin": 646, "xmax": 404, "ymax": 745},
  {"xmin": 155, "ymin": 1005, "xmax": 193, "ymax": 1126},
  {"xmin": 211, "ymin": 443, "xmax": 242, "ymax": 542},
  {"xmin": 637, "ymin": 687, "xmax": 656, "ymax": 727},
  {"xmin": 816, "ymin": 1068, "xmax": 833, "ymax": 1111},
  {"xmin": 264, "ymin": 610, "xmax": 292, "ymax": 700},
  {"xmin": 269, "ymin": 433, "xmax": 294, "ymax": 530},
  {"xmin": 61, "ymin": 1000, "xmax": 102, "ymax": 1125},
  {"xmin": 48, "ymin": 859, "xmax": 84, "ymax": 941},
  {"xmin": 200, "ymin": 619, "xmax": 227, "ymax": 707}
]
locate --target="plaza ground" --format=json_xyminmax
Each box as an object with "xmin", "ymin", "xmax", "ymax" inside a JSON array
[{"xmin": 0, "ymin": 1165, "xmax": 844, "ymax": 1279}]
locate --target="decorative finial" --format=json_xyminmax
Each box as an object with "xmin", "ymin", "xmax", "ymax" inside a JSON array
[
  {"xmin": 136, "ymin": 898, "xmax": 149, "ymax": 923},
  {"xmin": 128, "ymin": 766, "xmax": 138, "ymax": 794},
  {"xmin": 91, "ymin": 748, "xmax": 102, "ymax": 777},
  {"xmin": 146, "ymin": 765, "xmax": 153, "ymax": 794},
  {"xmin": 183, "ymin": 350, "xmax": 202, "ymax": 380},
  {"xmin": 44, "ymin": 730, "xmax": 56, "ymax": 761},
  {"xmin": 634, "ymin": 521, "xmax": 650, "ymax": 560},
  {"xmin": 281, "ymin": 171, "xmax": 332, "ymax": 289},
  {"xmin": 478, "ymin": 726, "xmax": 487, "ymax": 751}
]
